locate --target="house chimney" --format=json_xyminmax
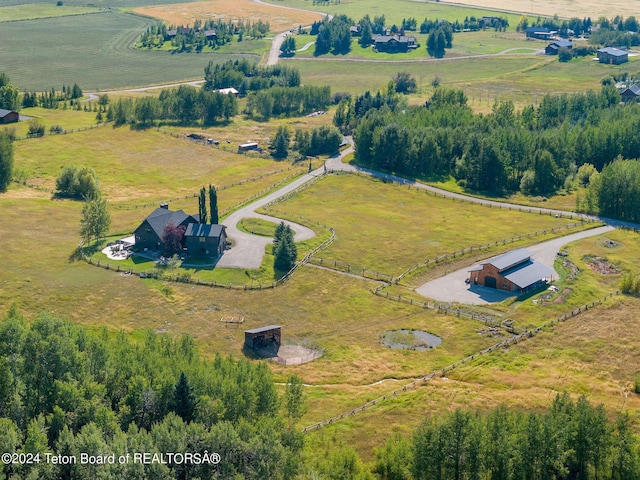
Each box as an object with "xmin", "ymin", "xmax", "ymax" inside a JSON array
[{"xmin": 160, "ymin": 203, "xmax": 169, "ymax": 209}]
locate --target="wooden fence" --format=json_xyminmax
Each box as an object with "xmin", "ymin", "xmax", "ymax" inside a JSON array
[{"xmin": 301, "ymin": 291, "xmax": 619, "ymax": 433}]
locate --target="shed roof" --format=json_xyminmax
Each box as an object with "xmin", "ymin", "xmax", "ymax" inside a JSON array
[
  {"xmin": 621, "ymin": 84, "xmax": 640, "ymax": 96},
  {"xmin": 245, "ymin": 325, "xmax": 282, "ymax": 334},
  {"xmin": 501, "ymin": 260, "xmax": 554, "ymax": 289},
  {"xmin": 0, "ymin": 109, "xmax": 16, "ymax": 117},
  {"xmin": 598, "ymin": 47, "xmax": 628, "ymax": 57},
  {"xmin": 553, "ymin": 40, "xmax": 573, "ymax": 48},
  {"xmin": 483, "ymin": 248, "xmax": 531, "ymax": 272},
  {"xmin": 185, "ymin": 223, "xmax": 225, "ymax": 238}
]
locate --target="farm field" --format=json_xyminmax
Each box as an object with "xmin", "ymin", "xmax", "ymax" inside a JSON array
[
  {"xmin": 437, "ymin": 0, "xmax": 636, "ymax": 21},
  {"xmin": 134, "ymin": 0, "xmax": 324, "ymax": 34},
  {"xmin": 0, "ymin": 12, "xmax": 255, "ymax": 91},
  {"xmin": 263, "ymin": 0, "xmax": 522, "ymax": 30},
  {"xmin": 0, "ymin": 4, "xmax": 103, "ymax": 21}
]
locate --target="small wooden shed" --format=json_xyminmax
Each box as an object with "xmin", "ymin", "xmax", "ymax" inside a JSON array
[
  {"xmin": 0, "ymin": 109, "xmax": 19, "ymax": 124},
  {"xmin": 244, "ymin": 325, "xmax": 282, "ymax": 351}
]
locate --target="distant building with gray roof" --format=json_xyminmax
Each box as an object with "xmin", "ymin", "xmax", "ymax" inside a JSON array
[{"xmin": 468, "ymin": 248, "xmax": 554, "ymax": 292}]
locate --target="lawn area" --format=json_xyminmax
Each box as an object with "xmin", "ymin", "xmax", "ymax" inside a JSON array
[
  {"xmin": 9, "ymin": 107, "xmax": 101, "ymax": 138},
  {"xmin": 0, "ymin": 4, "xmax": 103, "ymax": 21},
  {"xmin": 267, "ymin": 173, "xmax": 583, "ymax": 275},
  {"xmin": 0, "ymin": 12, "xmax": 256, "ymax": 91}
]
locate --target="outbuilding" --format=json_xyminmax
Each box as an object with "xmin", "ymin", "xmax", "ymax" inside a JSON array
[
  {"xmin": 244, "ymin": 325, "xmax": 282, "ymax": 352},
  {"xmin": 597, "ymin": 47, "xmax": 628, "ymax": 65},
  {"xmin": 0, "ymin": 109, "xmax": 19, "ymax": 124},
  {"xmin": 468, "ymin": 248, "xmax": 554, "ymax": 292},
  {"xmin": 184, "ymin": 223, "xmax": 227, "ymax": 257}
]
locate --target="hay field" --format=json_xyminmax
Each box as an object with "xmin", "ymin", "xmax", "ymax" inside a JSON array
[
  {"xmin": 436, "ymin": 0, "xmax": 636, "ymax": 20},
  {"xmin": 134, "ymin": 0, "xmax": 324, "ymax": 33}
]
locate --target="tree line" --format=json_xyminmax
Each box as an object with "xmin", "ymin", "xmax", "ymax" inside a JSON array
[
  {"xmin": 337, "ymin": 84, "xmax": 640, "ymax": 201},
  {"xmin": 372, "ymin": 394, "xmax": 639, "ymax": 480},
  {"xmin": 203, "ymin": 59, "xmax": 301, "ymax": 94},
  {"xmin": 0, "ymin": 307, "xmax": 305, "ymax": 479},
  {"xmin": 245, "ymin": 85, "xmax": 332, "ymax": 120}
]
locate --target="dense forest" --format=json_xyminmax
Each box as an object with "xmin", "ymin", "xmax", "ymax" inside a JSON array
[
  {"xmin": 335, "ymin": 84, "xmax": 640, "ymax": 220},
  {"xmin": 0, "ymin": 307, "xmax": 304, "ymax": 479},
  {"xmin": 2, "ymin": 307, "xmax": 639, "ymax": 479}
]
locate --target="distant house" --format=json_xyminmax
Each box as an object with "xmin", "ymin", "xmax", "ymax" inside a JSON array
[
  {"xmin": 0, "ymin": 109, "xmax": 19, "ymax": 124},
  {"xmin": 524, "ymin": 26, "xmax": 553, "ymax": 40},
  {"xmin": 133, "ymin": 204, "xmax": 199, "ymax": 251},
  {"xmin": 178, "ymin": 26, "xmax": 192, "ymax": 35},
  {"xmin": 373, "ymin": 34, "xmax": 418, "ymax": 53},
  {"xmin": 165, "ymin": 29, "xmax": 177, "ymax": 40},
  {"xmin": 597, "ymin": 47, "xmax": 628, "ymax": 65},
  {"xmin": 349, "ymin": 25, "xmax": 362, "ymax": 36},
  {"xmin": 217, "ymin": 87, "xmax": 239, "ymax": 95},
  {"xmin": 620, "ymin": 84, "xmax": 640, "ymax": 102},
  {"xmin": 545, "ymin": 40, "xmax": 573, "ymax": 55},
  {"xmin": 204, "ymin": 29, "xmax": 217, "ymax": 41},
  {"xmin": 468, "ymin": 248, "xmax": 554, "ymax": 292},
  {"xmin": 184, "ymin": 223, "xmax": 227, "ymax": 257}
]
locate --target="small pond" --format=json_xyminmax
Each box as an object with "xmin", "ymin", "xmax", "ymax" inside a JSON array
[{"xmin": 382, "ymin": 329, "xmax": 442, "ymax": 351}]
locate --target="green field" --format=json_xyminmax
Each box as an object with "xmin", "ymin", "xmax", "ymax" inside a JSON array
[
  {"xmin": 0, "ymin": 12, "xmax": 257, "ymax": 91},
  {"xmin": 1, "ymin": 0, "xmax": 200, "ymax": 7},
  {"xmin": 0, "ymin": 4, "xmax": 103, "ymax": 21},
  {"xmin": 265, "ymin": 0, "xmax": 522, "ymax": 30}
]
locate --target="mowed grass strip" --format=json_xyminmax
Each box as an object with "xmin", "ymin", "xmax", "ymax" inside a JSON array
[
  {"xmin": 1, "ymin": 12, "xmax": 256, "ymax": 91},
  {"xmin": 0, "ymin": 4, "xmax": 103, "ymax": 21},
  {"xmin": 134, "ymin": 0, "xmax": 324, "ymax": 34},
  {"xmin": 271, "ymin": 174, "xmax": 580, "ymax": 275}
]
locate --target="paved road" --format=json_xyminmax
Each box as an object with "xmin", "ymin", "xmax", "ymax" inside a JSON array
[{"xmin": 415, "ymin": 226, "xmax": 615, "ymax": 305}]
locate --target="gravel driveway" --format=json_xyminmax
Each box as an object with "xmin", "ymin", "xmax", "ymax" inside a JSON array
[{"xmin": 415, "ymin": 225, "xmax": 614, "ymax": 305}]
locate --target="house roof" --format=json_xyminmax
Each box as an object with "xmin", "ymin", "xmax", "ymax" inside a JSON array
[
  {"xmin": 140, "ymin": 207, "xmax": 196, "ymax": 239},
  {"xmin": 621, "ymin": 84, "xmax": 640, "ymax": 96},
  {"xmin": 204, "ymin": 29, "xmax": 217, "ymax": 37},
  {"xmin": 553, "ymin": 40, "xmax": 573, "ymax": 48},
  {"xmin": 166, "ymin": 29, "xmax": 177, "ymax": 36},
  {"xmin": 483, "ymin": 248, "xmax": 531, "ymax": 272},
  {"xmin": 217, "ymin": 87, "xmax": 239, "ymax": 95},
  {"xmin": 598, "ymin": 47, "xmax": 628, "ymax": 57},
  {"xmin": 501, "ymin": 259, "xmax": 555, "ymax": 289},
  {"xmin": 0, "ymin": 109, "xmax": 16, "ymax": 117},
  {"xmin": 184, "ymin": 223, "xmax": 226, "ymax": 238},
  {"xmin": 525, "ymin": 26, "xmax": 550, "ymax": 34},
  {"xmin": 373, "ymin": 34, "xmax": 416, "ymax": 44},
  {"xmin": 245, "ymin": 325, "xmax": 282, "ymax": 334}
]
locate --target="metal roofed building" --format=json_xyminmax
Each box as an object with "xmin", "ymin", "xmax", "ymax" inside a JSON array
[
  {"xmin": 244, "ymin": 325, "xmax": 282, "ymax": 352},
  {"xmin": 468, "ymin": 248, "xmax": 554, "ymax": 292}
]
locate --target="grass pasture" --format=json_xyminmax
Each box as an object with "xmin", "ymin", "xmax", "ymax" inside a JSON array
[
  {"xmin": 134, "ymin": 0, "xmax": 324, "ymax": 34},
  {"xmin": 0, "ymin": 12, "xmax": 256, "ymax": 91},
  {"xmin": 0, "ymin": 4, "xmax": 103, "ymax": 21},
  {"xmin": 267, "ymin": 174, "xmax": 582, "ymax": 275},
  {"xmin": 264, "ymin": 0, "xmax": 521, "ymax": 31}
]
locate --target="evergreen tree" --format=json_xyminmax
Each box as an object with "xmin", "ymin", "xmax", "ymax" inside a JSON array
[
  {"xmin": 273, "ymin": 125, "xmax": 290, "ymax": 159},
  {"xmin": 273, "ymin": 222, "xmax": 297, "ymax": 273},
  {"xmin": 0, "ymin": 133, "xmax": 13, "ymax": 193},
  {"xmin": 173, "ymin": 372, "xmax": 197, "ymax": 423},
  {"xmin": 198, "ymin": 186, "xmax": 208, "ymax": 224},
  {"xmin": 208, "ymin": 184, "xmax": 218, "ymax": 224}
]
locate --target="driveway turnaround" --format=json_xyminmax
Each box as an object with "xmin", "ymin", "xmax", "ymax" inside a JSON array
[{"xmin": 415, "ymin": 225, "xmax": 614, "ymax": 305}]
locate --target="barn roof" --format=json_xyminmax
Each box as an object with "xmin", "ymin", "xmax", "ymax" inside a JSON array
[
  {"xmin": 245, "ymin": 325, "xmax": 282, "ymax": 334},
  {"xmin": 598, "ymin": 47, "xmax": 628, "ymax": 57},
  {"xmin": 185, "ymin": 223, "xmax": 226, "ymax": 238},
  {"xmin": 0, "ymin": 109, "xmax": 16, "ymax": 117},
  {"xmin": 483, "ymin": 248, "xmax": 531, "ymax": 272},
  {"xmin": 501, "ymin": 260, "xmax": 554, "ymax": 289}
]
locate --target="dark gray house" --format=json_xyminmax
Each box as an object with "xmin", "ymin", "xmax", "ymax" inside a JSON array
[
  {"xmin": 597, "ymin": 47, "xmax": 628, "ymax": 65},
  {"xmin": 0, "ymin": 109, "xmax": 19, "ymax": 124},
  {"xmin": 524, "ymin": 26, "xmax": 552, "ymax": 40},
  {"xmin": 620, "ymin": 84, "xmax": 640, "ymax": 102},
  {"xmin": 133, "ymin": 205, "xmax": 199, "ymax": 251},
  {"xmin": 373, "ymin": 34, "xmax": 417, "ymax": 53},
  {"xmin": 184, "ymin": 223, "xmax": 227, "ymax": 257},
  {"xmin": 545, "ymin": 40, "xmax": 572, "ymax": 55}
]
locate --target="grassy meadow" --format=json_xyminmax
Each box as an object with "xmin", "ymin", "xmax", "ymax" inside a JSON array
[{"xmin": 0, "ymin": 4, "xmax": 103, "ymax": 21}]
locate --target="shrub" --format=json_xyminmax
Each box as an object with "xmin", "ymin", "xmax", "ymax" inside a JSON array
[
  {"xmin": 558, "ymin": 47, "xmax": 572, "ymax": 62},
  {"xmin": 55, "ymin": 165, "xmax": 100, "ymax": 199},
  {"xmin": 27, "ymin": 119, "xmax": 45, "ymax": 137}
]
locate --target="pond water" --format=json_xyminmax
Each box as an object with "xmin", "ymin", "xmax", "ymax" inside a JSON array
[{"xmin": 382, "ymin": 329, "xmax": 442, "ymax": 351}]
